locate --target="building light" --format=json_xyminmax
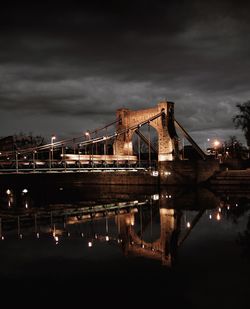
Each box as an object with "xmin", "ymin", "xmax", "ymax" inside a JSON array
[
  {"xmin": 152, "ymin": 171, "xmax": 159, "ymax": 176},
  {"xmin": 152, "ymin": 194, "xmax": 159, "ymax": 200},
  {"xmin": 22, "ymin": 188, "xmax": 28, "ymax": 193}
]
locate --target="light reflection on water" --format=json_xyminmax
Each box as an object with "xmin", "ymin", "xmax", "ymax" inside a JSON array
[{"xmin": 0, "ymin": 184, "xmax": 250, "ymax": 307}]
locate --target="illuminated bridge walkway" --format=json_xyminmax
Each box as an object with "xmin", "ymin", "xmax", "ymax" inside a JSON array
[{"xmin": 0, "ymin": 101, "xmax": 206, "ymax": 174}]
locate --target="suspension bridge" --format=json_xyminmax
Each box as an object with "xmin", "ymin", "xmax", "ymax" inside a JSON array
[{"xmin": 0, "ymin": 101, "xmax": 207, "ymax": 175}]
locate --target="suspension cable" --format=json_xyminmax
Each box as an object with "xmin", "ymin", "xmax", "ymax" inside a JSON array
[{"xmin": 0, "ymin": 112, "xmax": 164, "ymax": 157}]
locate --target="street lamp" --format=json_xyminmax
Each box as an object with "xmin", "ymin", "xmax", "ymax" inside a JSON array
[
  {"xmin": 51, "ymin": 135, "xmax": 56, "ymax": 168},
  {"xmin": 85, "ymin": 131, "xmax": 90, "ymax": 139},
  {"xmin": 84, "ymin": 131, "xmax": 91, "ymax": 155},
  {"xmin": 213, "ymin": 140, "xmax": 220, "ymax": 159}
]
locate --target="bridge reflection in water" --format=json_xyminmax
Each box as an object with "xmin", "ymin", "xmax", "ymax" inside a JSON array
[
  {"xmin": 1, "ymin": 185, "xmax": 250, "ymax": 309},
  {"xmin": 0, "ymin": 185, "xmax": 223, "ymax": 267}
]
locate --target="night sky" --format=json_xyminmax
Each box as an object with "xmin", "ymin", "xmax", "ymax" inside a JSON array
[{"xmin": 1, "ymin": 1, "xmax": 250, "ymax": 146}]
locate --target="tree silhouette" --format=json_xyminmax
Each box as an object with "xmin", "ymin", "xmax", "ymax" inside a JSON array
[
  {"xmin": 224, "ymin": 135, "xmax": 248, "ymax": 159},
  {"xmin": 233, "ymin": 101, "xmax": 250, "ymax": 147}
]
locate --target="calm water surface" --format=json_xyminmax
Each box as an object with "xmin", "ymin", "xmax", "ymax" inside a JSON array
[{"xmin": 0, "ymin": 182, "xmax": 250, "ymax": 308}]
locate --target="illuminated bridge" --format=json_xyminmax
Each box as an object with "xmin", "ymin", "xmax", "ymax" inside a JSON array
[{"xmin": 0, "ymin": 100, "xmax": 206, "ymax": 174}]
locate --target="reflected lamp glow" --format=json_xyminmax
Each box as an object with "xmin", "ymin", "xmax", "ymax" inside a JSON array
[
  {"xmin": 152, "ymin": 171, "xmax": 159, "ymax": 177},
  {"xmin": 88, "ymin": 241, "xmax": 93, "ymax": 247},
  {"xmin": 164, "ymin": 171, "xmax": 171, "ymax": 176}
]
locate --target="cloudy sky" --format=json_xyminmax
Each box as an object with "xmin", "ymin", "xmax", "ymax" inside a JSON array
[{"xmin": 0, "ymin": 1, "xmax": 250, "ymax": 146}]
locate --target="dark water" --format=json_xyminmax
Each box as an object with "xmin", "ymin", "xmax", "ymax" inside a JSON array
[{"xmin": 0, "ymin": 182, "xmax": 250, "ymax": 308}]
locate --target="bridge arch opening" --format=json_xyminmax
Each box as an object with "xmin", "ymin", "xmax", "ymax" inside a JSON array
[{"xmin": 132, "ymin": 124, "xmax": 158, "ymax": 163}]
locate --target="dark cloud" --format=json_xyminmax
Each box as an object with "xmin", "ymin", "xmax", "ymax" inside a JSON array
[{"xmin": 0, "ymin": 1, "xmax": 249, "ymax": 145}]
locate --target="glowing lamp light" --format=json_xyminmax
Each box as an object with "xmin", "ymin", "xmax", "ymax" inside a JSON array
[
  {"xmin": 218, "ymin": 207, "xmax": 221, "ymax": 212},
  {"xmin": 6, "ymin": 189, "xmax": 11, "ymax": 195},
  {"xmin": 187, "ymin": 222, "xmax": 191, "ymax": 228},
  {"xmin": 216, "ymin": 213, "xmax": 221, "ymax": 221},
  {"xmin": 152, "ymin": 194, "xmax": 159, "ymax": 201},
  {"xmin": 1, "ymin": 236, "xmax": 4, "ymax": 240},
  {"xmin": 214, "ymin": 140, "xmax": 220, "ymax": 147},
  {"xmin": 209, "ymin": 214, "xmax": 212, "ymax": 219},
  {"xmin": 105, "ymin": 235, "xmax": 109, "ymax": 242},
  {"xmin": 36, "ymin": 233, "xmax": 40, "ymax": 239},
  {"xmin": 88, "ymin": 241, "xmax": 93, "ymax": 247},
  {"xmin": 25, "ymin": 203, "xmax": 28, "ymax": 209},
  {"xmin": 22, "ymin": 188, "xmax": 28, "ymax": 193}
]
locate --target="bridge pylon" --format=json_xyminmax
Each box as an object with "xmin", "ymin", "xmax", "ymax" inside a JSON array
[{"xmin": 113, "ymin": 100, "xmax": 179, "ymax": 161}]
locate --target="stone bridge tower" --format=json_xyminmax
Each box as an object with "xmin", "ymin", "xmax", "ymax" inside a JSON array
[{"xmin": 113, "ymin": 100, "xmax": 178, "ymax": 161}]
